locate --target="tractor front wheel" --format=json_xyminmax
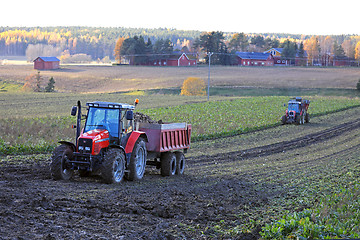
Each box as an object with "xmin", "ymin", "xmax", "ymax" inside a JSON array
[
  {"xmin": 126, "ymin": 138, "xmax": 147, "ymax": 181},
  {"xmin": 101, "ymin": 148, "xmax": 125, "ymax": 184},
  {"xmin": 50, "ymin": 144, "xmax": 74, "ymax": 181}
]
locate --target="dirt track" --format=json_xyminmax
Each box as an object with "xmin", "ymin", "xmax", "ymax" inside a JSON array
[{"xmin": 1, "ymin": 108, "xmax": 360, "ymax": 239}]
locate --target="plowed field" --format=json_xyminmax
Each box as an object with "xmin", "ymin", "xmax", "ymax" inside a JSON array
[{"xmin": 1, "ymin": 107, "xmax": 360, "ymax": 239}]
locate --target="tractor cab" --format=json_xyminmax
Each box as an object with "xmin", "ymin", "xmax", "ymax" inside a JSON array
[
  {"xmin": 287, "ymin": 100, "xmax": 301, "ymax": 113},
  {"xmin": 83, "ymin": 102, "xmax": 134, "ymax": 143}
]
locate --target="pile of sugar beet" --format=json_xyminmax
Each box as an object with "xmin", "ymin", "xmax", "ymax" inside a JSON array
[{"xmin": 134, "ymin": 112, "xmax": 163, "ymax": 124}]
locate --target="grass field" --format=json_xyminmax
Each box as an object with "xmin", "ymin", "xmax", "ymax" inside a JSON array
[{"xmin": 1, "ymin": 65, "xmax": 360, "ymax": 93}]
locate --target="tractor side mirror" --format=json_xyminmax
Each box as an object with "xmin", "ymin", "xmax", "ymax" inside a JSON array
[
  {"xmin": 71, "ymin": 106, "xmax": 77, "ymax": 116},
  {"xmin": 126, "ymin": 110, "xmax": 134, "ymax": 120},
  {"xmin": 283, "ymin": 103, "xmax": 286, "ymax": 107}
]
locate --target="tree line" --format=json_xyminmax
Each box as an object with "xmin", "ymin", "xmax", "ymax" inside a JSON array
[
  {"xmin": 1, "ymin": 26, "xmax": 360, "ymax": 65},
  {"xmin": 116, "ymin": 32, "xmax": 360, "ymax": 66}
]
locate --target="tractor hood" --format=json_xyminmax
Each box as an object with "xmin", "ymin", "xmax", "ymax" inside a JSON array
[
  {"xmin": 81, "ymin": 129, "xmax": 109, "ymax": 141},
  {"xmin": 77, "ymin": 129, "xmax": 110, "ymax": 155}
]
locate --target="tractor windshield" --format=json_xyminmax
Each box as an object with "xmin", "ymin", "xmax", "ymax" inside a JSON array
[
  {"xmin": 84, "ymin": 107, "xmax": 120, "ymax": 138},
  {"xmin": 288, "ymin": 103, "xmax": 300, "ymax": 112}
]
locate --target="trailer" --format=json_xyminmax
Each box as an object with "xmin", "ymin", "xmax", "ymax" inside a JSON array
[{"xmin": 50, "ymin": 100, "xmax": 191, "ymax": 184}]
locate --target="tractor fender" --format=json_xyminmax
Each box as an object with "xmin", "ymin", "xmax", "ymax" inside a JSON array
[
  {"xmin": 58, "ymin": 141, "xmax": 76, "ymax": 152},
  {"xmin": 124, "ymin": 131, "xmax": 148, "ymax": 155}
]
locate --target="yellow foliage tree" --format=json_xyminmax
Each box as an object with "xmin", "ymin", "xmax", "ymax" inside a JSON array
[
  {"xmin": 355, "ymin": 41, "xmax": 360, "ymax": 61},
  {"xmin": 114, "ymin": 37, "xmax": 125, "ymax": 64},
  {"xmin": 180, "ymin": 77, "xmax": 206, "ymax": 96}
]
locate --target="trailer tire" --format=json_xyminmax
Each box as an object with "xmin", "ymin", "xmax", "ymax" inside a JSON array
[
  {"xmin": 161, "ymin": 152, "xmax": 176, "ymax": 176},
  {"xmin": 126, "ymin": 138, "xmax": 147, "ymax": 181},
  {"xmin": 101, "ymin": 148, "xmax": 125, "ymax": 184},
  {"xmin": 175, "ymin": 152, "xmax": 185, "ymax": 175},
  {"xmin": 50, "ymin": 144, "xmax": 74, "ymax": 181}
]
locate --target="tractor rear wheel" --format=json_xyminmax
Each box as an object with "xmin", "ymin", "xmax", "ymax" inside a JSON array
[
  {"xmin": 50, "ymin": 144, "xmax": 74, "ymax": 181},
  {"xmin": 175, "ymin": 151, "xmax": 185, "ymax": 175},
  {"xmin": 305, "ymin": 113, "xmax": 310, "ymax": 123},
  {"xmin": 161, "ymin": 152, "xmax": 176, "ymax": 176},
  {"xmin": 101, "ymin": 148, "xmax": 125, "ymax": 184},
  {"xmin": 126, "ymin": 138, "xmax": 147, "ymax": 181}
]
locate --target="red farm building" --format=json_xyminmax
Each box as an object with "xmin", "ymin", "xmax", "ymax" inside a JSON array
[
  {"xmin": 33, "ymin": 57, "xmax": 60, "ymax": 70},
  {"xmin": 235, "ymin": 52, "xmax": 274, "ymax": 66},
  {"xmin": 151, "ymin": 52, "xmax": 197, "ymax": 66},
  {"xmin": 128, "ymin": 52, "xmax": 197, "ymax": 66}
]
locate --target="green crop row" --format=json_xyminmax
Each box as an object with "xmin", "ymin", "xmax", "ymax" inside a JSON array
[
  {"xmin": 141, "ymin": 96, "xmax": 360, "ymax": 141},
  {"xmin": 1, "ymin": 96, "xmax": 360, "ymax": 155},
  {"xmin": 260, "ymin": 183, "xmax": 360, "ymax": 239}
]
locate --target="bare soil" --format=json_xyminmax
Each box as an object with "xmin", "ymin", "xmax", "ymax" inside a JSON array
[{"xmin": 1, "ymin": 108, "xmax": 360, "ymax": 239}]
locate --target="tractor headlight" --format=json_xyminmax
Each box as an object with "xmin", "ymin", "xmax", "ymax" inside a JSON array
[
  {"xmin": 78, "ymin": 146, "xmax": 84, "ymax": 150},
  {"xmin": 85, "ymin": 147, "xmax": 91, "ymax": 151}
]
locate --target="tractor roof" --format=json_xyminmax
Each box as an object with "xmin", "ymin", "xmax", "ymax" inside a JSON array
[{"xmin": 86, "ymin": 101, "xmax": 135, "ymax": 110}]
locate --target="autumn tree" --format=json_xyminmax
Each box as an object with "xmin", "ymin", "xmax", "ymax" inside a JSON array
[
  {"xmin": 355, "ymin": 41, "xmax": 360, "ymax": 61},
  {"xmin": 22, "ymin": 71, "xmax": 42, "ymax": 92},
  {"xmin": 342, "ymin": 39, "xmax": 355, "ymax": 59},
  {"xmin": 304, "ymin": 36, "xmax": 321, "ymax": 65},
  {"xmin": 180, "ymin": 77, "xmax": 206, "ymax": 96},
  {"xmin": 114, "ymin": 37, "xmax": 125, "ymax": 64}
]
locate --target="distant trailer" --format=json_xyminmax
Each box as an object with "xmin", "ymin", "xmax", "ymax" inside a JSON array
[{"xmin": 33, "ymin": 57, "xmax": 60, "ymax": 70}]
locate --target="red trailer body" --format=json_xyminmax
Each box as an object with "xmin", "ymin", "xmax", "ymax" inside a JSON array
[{"xmin": 138, "ymin": 122, "xmax": 191, "ymax": 153}]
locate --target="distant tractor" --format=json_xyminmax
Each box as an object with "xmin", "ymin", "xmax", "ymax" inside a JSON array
[
  {"xmin": 281, "ymin": 97, "xmax": 310, "ymax": 125},
  {"xmin": 50, "ymin": 100, "xmax": 191, "ymax": 184}
]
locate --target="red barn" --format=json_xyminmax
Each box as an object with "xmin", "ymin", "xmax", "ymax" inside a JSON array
[
  {"xmin": 33, "ymin": 57, "xmax": 60, "ymax": 70},
  {"xmin": 236, "ymin": 52, "xmax": 274, "ymax": 66},
  {"xmin": 151, "ymin": 52, "xmax": 197, "ymax": 66}
]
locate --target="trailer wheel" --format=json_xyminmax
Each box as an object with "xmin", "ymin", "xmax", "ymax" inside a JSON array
[
  {"xmin": 50, "ymin": 144, "xmax": 74, "ymax": 181},
  {"xmin": 126, "ymin": 138, "xmax": 147, "ymax": 181},
  {"xmin": 175, "ymin": 152, "xmax": 185, "ymax": 175},
  {"xmin": 161, "ymin": 152, "xmax": 176, "ymax": 176},
  {"xmin": 101, "ymin": 148, "xmax": 125, "ymax": 184},
  {"xmin": 301, "ymin": 113, "xmax": 305, "ymax": 125}
]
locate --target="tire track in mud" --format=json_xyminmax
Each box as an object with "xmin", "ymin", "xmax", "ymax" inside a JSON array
[{"xmin": 190, "ymin": 118, "xmax": 360, "ymax": 164}]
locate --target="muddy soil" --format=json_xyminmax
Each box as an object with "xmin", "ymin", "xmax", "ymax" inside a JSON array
[{"xmin": 1, "ymin": 109, "xmax": 360, "ymax": 239}]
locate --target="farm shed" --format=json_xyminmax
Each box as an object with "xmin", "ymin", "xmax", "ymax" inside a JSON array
[
  {"xmin": 235, "ymin": 52, "xmax": 274, "ymax": 66},
  {"xmin": 33, "ymin": 57, "xmax": 60, "ymax": 70}
]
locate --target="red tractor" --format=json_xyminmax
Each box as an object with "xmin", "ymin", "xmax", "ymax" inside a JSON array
[
  {"xmin": 50, "ymin": 100, "xmax": 191, "ymax": 184},
  {"xmin": 281, "ymin": 97, "xmax": 310, "ymax": 125}
]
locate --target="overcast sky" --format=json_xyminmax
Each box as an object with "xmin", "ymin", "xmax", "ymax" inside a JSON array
[{"xmin": 1, "ymin": 0, "xmax": 359, "ymax": 35}]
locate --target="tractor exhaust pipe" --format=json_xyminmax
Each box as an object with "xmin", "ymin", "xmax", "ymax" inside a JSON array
[{"xmin": 76, "ymin": 100, "xmax": 81, "ymax": 146}]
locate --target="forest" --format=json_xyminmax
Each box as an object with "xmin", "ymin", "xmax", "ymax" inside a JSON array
[{"xmin": 1, "ymin": 26, "xmax": 360, "ymax": 64}]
